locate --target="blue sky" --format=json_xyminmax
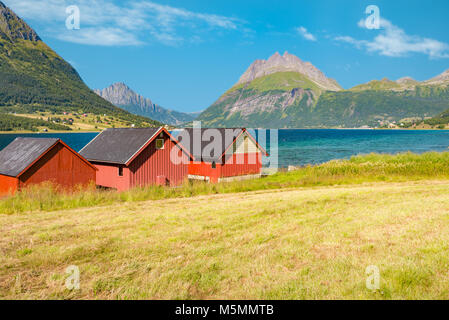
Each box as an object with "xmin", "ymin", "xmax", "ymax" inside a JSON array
[{"xmin": 4, "ymin": 0, "xmax": 449, "ymax": 113}]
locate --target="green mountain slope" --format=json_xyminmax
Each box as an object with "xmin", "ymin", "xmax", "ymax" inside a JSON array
[
  {"xmin": 0, "ymin": 1, "xmax": 162, "ymax": 130},
  {"xmin": 0, "ymin": 113, "xmax": 71, "ymax": 132},
  {"xmin": 198, "ymin": 72, "xmax": 322, "ymax": 128},
  {"xmin": 311, "ymin": 87, "xmax": 449, "ymax": 128},
  {"xmin": 197, "ymin": 52, "xmax": 449, "ymax": 128},
  {"xmin": 349, "ymin": 78, "xmax": 403, "ymax": 92},
  {"xmin": 421, "ymin": 70, "xmax": 449, "ymax": 126}
]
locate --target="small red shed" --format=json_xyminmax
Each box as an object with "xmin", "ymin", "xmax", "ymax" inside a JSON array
[
  {"xmin": 0, "ymin": 138, "xmax": 97, "ymax": 196},
  {"xmin": 79, "ymin": 127, "xmax": 193, "ymax": 191},
  {"xmin": 176, "ymin": 128, "xmax": 267, "ymax": 183}
]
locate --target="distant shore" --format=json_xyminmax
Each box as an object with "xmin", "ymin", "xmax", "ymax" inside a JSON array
[
  {"xmin": 271, "ymin": 127, "xmax": 448, "ymax": 131},
  {"xmin": 1, "ymin": 127, "xmax": 448, "ymax": 134},
  {"xmin": 0, "ymin": 130, "xmax": 101, "ymax": 134}
]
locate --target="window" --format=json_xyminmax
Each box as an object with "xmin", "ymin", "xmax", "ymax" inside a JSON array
[
  {"xmin": 156, "ymin": 139, "xmax": 164, "ymax": 149},
  {"xmin": 212, "ymin": 162, "xmax": 216, "ymax": 169},
  {"xmin": 118, "ymin": 166, "xmax": 123, "ymax": 177}
]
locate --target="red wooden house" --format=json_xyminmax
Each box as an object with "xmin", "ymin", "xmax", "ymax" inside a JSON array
[
  {"xmin": 79, "ymin": 127, "xmax": 193, "ymax": 191},
  {"xmin": 0, "ymin": 138, "xmax": 97, "ymax": 196},
  {"xmin": 176, "ymin": 128, "xmax": 267, "ymax": 183}
]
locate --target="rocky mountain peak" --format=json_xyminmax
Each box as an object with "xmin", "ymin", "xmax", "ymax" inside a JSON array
[
  {"xmin": 425, "ymin": 69, "xmax": 449, "ymax": 85},
  {"xmin": 236, "ymin": 51, "xmax": 342, "ymax": 91},
  {"xmin": 395, "ymin": 77, "xmax": 417, "ymax": 84},
  {"xmin": 95, "ymin": 83, "xmax": 155, "ymax": 110},
  {"xmin": 95, "ymin": 83, "xmax": 199, "ymax": 125},
  {"xmin": 0, "ymin": 1, "xmax": 41, "ymax": 42}
]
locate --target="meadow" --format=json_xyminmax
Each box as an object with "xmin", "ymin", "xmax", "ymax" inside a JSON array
[
  {"xmin": 1, "ymin": 152, "xmax": 449, "ymax": 299},
  {"xmin": 2, "ymin": 151, "xmax": 449, "ymax": 215}
]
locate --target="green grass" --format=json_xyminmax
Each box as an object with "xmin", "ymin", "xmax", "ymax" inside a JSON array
[
  {"xmin": 2, "ymin": 180, "xmax": 449, "ymax": 299},
  {"xmin": 349, "ymin": 79, "xmax": 402, "ymax": 91},
  {"xmin": 227, "ymin": 71, "xmax": 323, "ymax": 94},
  {"xmin": 0, "ymin": 113, "xmax": 72, "ymax": 132},
  {"xmin": 3, "ymin": 152, "xmax": 449, "ymax": 299},
  {"xmin": 2, "ymin": 151, "xmax": 449, "ymax": 215}
]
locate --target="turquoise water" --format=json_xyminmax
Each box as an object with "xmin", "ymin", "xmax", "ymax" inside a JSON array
[
  {"xmin": 274, "ymin": 129, "xmax": 449, "ymax": 167},
  {"xmin": 1, "ymin": 129, "xmax": 449, "ymax": 168}
]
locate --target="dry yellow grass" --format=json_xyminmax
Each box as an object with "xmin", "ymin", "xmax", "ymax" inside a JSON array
[{"xmin": 1, "ymin": 180, "xmax": 449, "ymax": 299}]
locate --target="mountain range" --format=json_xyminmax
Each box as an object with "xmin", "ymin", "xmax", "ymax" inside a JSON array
[
  {"xmin": 94, "ymin": 83, "xmax": 198, "ymax": 126},
  {"xmin": 0, "ymin": 1, "xmax": 161, "ymax": 131},
  {"xmin": 1, "ymin": 1, "xmax": 449, "ymax": 130},
  {"xmin": 197, "ymin": 52, "xmax": 449, "ymax": 128}
]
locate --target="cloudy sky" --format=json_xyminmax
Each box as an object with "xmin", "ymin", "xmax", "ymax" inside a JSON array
[{"xmin": 4, "ymin": 0, "xmax": 449, "ymax": 112}]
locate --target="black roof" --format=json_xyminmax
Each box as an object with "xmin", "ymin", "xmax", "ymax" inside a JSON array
[
  {"xmin": 0, "ymin": 138, "xmax": 59, "ymax": 177},
  {"xmin": 175, "ymin": 128, "xmax": 245, "ymax": 162},
  {"xmin": 79, "ymin": 127, "xmax": 162, "ymax": 165}
]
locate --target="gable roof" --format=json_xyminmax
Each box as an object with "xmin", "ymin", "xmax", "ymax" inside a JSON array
[
  {"xmin": 0, "ymin": 138, "xmax": 59, "ymax": 177},
  {"xmin": 79, "ymin": 127, "xmax": 193, "ymax": 165},
  {"xmin": 0, "ymin": 138, "xmax": 97, "ymax": 178},
  {"xmin": 176, "ymin": 128, "xmax": 267, "ymax": 162}
]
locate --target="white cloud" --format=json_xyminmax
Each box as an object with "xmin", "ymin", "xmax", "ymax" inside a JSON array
[
  {"xmin": 3, "ymin": 0, "xmax": 244, "ymax": 46},
  {"xmin": 335, "ymin": 18, "xmax": 449, "ymax": 59},
  {"xmin": 296, "ymin": 26, "xmax": 316, "ymax": 41},
  {"xmin": 57, "ymin": 28, "xmax": 143, "ymax": 46}
]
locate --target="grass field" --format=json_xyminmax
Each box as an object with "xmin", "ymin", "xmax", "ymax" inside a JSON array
[
  {"xmin": 2, "ymin": 152, "xmax": 449, "ymax": 299},
  {"xmin": 3, "ymin": 151, "xmax": 449, "ymax": 215},
  {"xmin": 1, "ymin": 181, "xmax": 449, "ymax": 299}
]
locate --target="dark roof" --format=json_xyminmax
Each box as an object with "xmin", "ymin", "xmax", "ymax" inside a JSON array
[
  {"xmin": 176, "ymin": 128, "xmax": 245, "ymax": 162},
  {"xmin": 79, "ymin": 127, "xmax": 162, "ymax": 165},
  {"xmin": 0, "ymin": 138, "xmax": 59, "ymax": 177}
]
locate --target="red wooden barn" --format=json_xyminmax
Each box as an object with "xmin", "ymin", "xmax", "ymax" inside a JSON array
[
  {"xmin": 79, "ymin": 127, "xmax": 193, "ymax": 191},
  {"xmin": 0, "ymin": 138, "xmax": 97, "ymax": 196},
  {"xmin": 176, "ymin": 128, "xmax": 267, "ymax": 183}
]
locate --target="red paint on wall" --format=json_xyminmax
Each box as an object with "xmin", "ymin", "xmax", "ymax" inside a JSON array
[
  {"xmin": 221, "ymin": 152, "xmax": 262, "ymax": 178},
  {"xmin": 93, "ymin": 130, "xmax": 190, "ymax": 191},
  {"xmin": 0, "ymin": 141, "xmax": 96, "ymax": 196},
  {"xmin": 129, "ymin": 132, "xmax": 189, "ymax": 188},
  {"xmin": 188, "ymin": 152, "xmax": 263, "ymax": 183},
  {"xmin": 19, "ymin": 143, "xmax": 96, "ymax": 189},
  {"xmin": 188, "ymin": 161, "xmax": 221, "ymax": 183},
  {"xmin": 0, "ymin": 175, "xmax": 18, "ymax": 196},
  {"xmin": 91, "ymin": 163, "xmax": 131, "ymax": 191}
]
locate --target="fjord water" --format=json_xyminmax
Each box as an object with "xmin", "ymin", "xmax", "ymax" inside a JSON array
[
  {"xmin": 1, "ymin": 130, "xmax": 449, "ymax": 168},
  {"xmin": 274, "ymin": 129, "xmax": 449, "ymax": 167}
]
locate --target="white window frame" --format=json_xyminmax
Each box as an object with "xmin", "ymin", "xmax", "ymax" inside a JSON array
[{"xmin": 156, "ymin": 138, "xmax": 164, "ymax": 150}]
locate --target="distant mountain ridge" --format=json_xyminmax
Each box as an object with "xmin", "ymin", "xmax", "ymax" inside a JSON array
[
  {"xmin": 95, "ymin": 83, "xmax": 198, "ymax": 126},
  {"xmin": 0, "ymin": 1, "xmax": 161, "ymax": 130},
  {"xmin": 424, "ymin": 69, "xmax": 449, "ymax": 86},
  {"xmin": 197, "ymin": 52, "xmax": 449, "ymax": 128},
  {"xmin": 237, "ymin": 51, "xmax": 342, "ymax": 91},
  {"xmin": 2, "ymin": 0, "xmax": 449, "ymax": 130},
  {"xmin": 95, "ymin": 83, "xmax": 154, "ymax": 110}
]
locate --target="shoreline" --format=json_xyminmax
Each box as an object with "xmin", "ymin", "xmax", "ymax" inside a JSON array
[
  {"xmin": 1, "ymin": 128, "xmax": 448, "ymax": 134},
  {"xmin": 0, "ymin": 130, "xmax": 101, "ymax": 134}
]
